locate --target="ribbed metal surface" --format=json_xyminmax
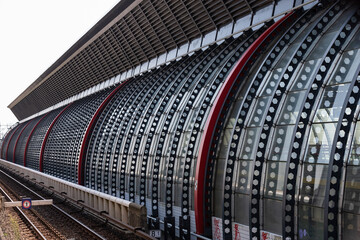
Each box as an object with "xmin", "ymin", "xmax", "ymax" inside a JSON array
[
  {"xmin": 208, "ymin": 1, "xmax": 360, "ymax": 240},
  {"xmin": 13, "ymin": 116, "xmax": 42, "ymax": 166},
  {"xmin": 9, "ymin": 0, "xmax": 273, "ymax": 121},
  {"xmin": 81, "ymin": 21, "xmax": 271, "ymax": 238},
  {"xmin": 1, "ymin": 125, "xmax": 19, "ymax": 159},
  {"xmin": 2, "ymin": 1, "xmax": 360, "ymax": 239},
  {"xmin": 6, "ymin": 122, "xmax": 28, "ymax": 163},
  {"xmin": 42, "ymin": 87, "xmax": 113, "ymax": 183},
  {"xmin": 25, "ymin": 108, "xmax": 65, "ymax": 170}
]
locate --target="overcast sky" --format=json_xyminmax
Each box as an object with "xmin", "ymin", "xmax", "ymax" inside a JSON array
[{"xmin": 0, "ymin": 0, "xmax": 119, "ymax": 135}]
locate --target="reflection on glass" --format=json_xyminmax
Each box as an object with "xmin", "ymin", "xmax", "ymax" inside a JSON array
[
  {"xmin": 290, "ymin": 59, "xmax": 322, "ymax": 91},
  {"xmin": 268, "ymin": 125, "xmax": 295, "ymax": 161},
  {"xmin": 264, "ymin": 199, "xmax": 282, "ymax": 235},
  {"xmin": 343, "ymin": 213, "xmax": 360, "ymax": 240},
  {"xmin": 345, "ymin": 28, "xmax": 360, "ymax": 51},
  {"xmin": 314, "ymin": 84, "xmax": 350, "ymax": 123},
  {"xmin": 298, "ymin": 205, "xmax": 324, "ymax": 240},
  {"xmin": 305, "ymin": 123, "xmax": 337, "ymax": 164},
  {"xmin": 264, "ymin": 161, "xmax": 287, "ymax": 199},
  {"xmin": 300, "ymin": 164, "xmax": 328, "ymax": 207},
  {"xmin": 343, "ymin": 166, "xmax": 360, "ymax": 213},
  {"xmin": 307, "ymin": 31, "xmax": 338, "ymax": 60},
  {"xmin": 259, "ymin": 68, "xmax": 285, "ymax": 97},
  {"xmin": 276, "ymin": 44, "xmax": 302, "ymax": 68},
  {"xmin": 331, "ymin": 49, "xmax": 360, "ymax": 85},
  {"xmin": 239, "ymin": 127, "xmax": 262, "ymax": 160},
  {"xmin": 234, "ymin": 193, "xmax": 249, "ymax": 225},
  {"xmin": 180, "ymin": 132, "xmax": 191, "ymax": 157},
  {"xmin": 226, "ymin": 100, "xmax": 243, "ymax": 129},
  {"xmin": 277, "ymin": 92, "xmax": 306, "ymax": 125},
  {"xmin": 349, "ymin": 122, "xmax": 360, "ymax": 165},
  {"xmin": 214, "ymin": 157, "xmax": 226, "ymax": 217},
  {"xmin": 248, "ymin": 97, "xmax": 271, "ymax": 127},
  {"xmin": 235, "ymin": 160, "xmax": 253, "ymax": 194},
  {"xmin": 219, "ymin": 129, "xmax": 232, "ymax": 158}
]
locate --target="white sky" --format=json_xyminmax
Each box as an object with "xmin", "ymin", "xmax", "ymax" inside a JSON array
[{"xmin": 0, "ymin": 0, "xmax": 120, "ymax": 135}]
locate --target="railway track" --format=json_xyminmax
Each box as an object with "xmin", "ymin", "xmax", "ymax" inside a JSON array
[
  {"xmin": 0, "ymin": 186, "xmax": 61, "ymax": 240},
  {"xmin": 0, "ymin": 168, "xmax": 126, "ymax": 240}
]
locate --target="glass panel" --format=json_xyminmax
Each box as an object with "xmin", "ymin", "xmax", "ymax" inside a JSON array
[
  {"xmin": 259, "ymin": 68, "xmax": 285, "ymax": 97},
  {"xmin": 219, "ymin": 129, "xmax": 232, "ymax": 159},
  {"xmin": 174, "ymin": 180, "xmax": 182, "ymax": 207},
  {"xmin": 175, "ymin": 157, "xmax": 184, "ymax": 182},
  {"xmin": 159, "ymin": 174, "xmax": 166, "ymax": 202},
  {"xmin": 305, "ymin": 123, "xmax": 337, "ymax": 164},
  {"xmin": 213, "ymin": 189, "xmax": 224, "ymax": 218},
  {"xmin": 328, "ymin": 8, "xmax": 356, "ymax": 33},
  {"xmin": 276, "ymin": 44, "xmax": 302, "ymax": 68},
  {"xmin": 298, "ymin": 205, "xmax": 324, "ymax": 240},
  {"xmin": 190, "ymin": 157, "xmax": 196, "ymax": 210},
  {"xmin": 343, "ymin": 213, "xmax": 360, "ymax": 240},
  {"xmin": 343, "ymin": 166, "xmax": 360, "ymax": 214},
  {"xmin": 248, "ymin": 97, "xmax": 271, "ymax": 127},
  {"xmin": 314, "ymin": 84, "xmax": 350, "ymax": 123},
  {"xmin": 328, "ymin": 49, "xmax": 360, "ymax": 85},
  {"xmin": 290, "ymin": 59, "xmax": 322, "ymax": 91},
  {"xmin": 264, "ymin": 161, "xmax": 287, "ymax": 199},
  {"xmin": 235, "ymin": 160, "xmax": 253, "ymax": 194},
  {"xmin": 307, "ymin": 31, "xmax": 338, "ymax": 60},
  {"xmin": 346, "ymin": 28, "xmax": 360, "ymax": 51},
  {"xmin": 185, "ymin": 109, "xmax": 197, "ymax": 131},
  {"xmin": 234, "ymin": 193, "xmax": 249, "ymax": 225},
  {"xmin": 179, "ymin": 132, "xmax": 191, "ymax": 157},
  {"xmin": 226, "ymin": 100, "xmax": 243, "ymax": 129},
  {"xmin": 299, "ymin": 164, "xmax": 328, "ymax": 207},
  {"xmin": 213, "ymin": 158, "xmax": 226, "ymax": 217},
  {"xmin": 349, "ymin": 121, "xmax": 360, "ymax": 165},
  {"xmin": 277, "ymin": 91, "xmax": 306, "ymax": 125},
  {"xmin": 239, "ymin": 128, "xmax": 262, "ymax": 160},
  {"xmin": 268, "ymin": 125, "xmax": 295, "ymax": 161},
  {"xmin": 263, "ymin": 199, "xmax": 282, "ymax": 235}
]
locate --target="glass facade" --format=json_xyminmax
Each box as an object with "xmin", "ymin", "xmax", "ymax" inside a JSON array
[
  {"xmin": 1, "ymin": 1, "xmax": 360, "ymax": 240},
  {"xmin": 212, "ymin": 2, "xmax": 360, "ymax": 240}
]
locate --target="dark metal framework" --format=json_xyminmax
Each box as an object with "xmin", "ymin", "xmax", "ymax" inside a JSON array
[
  {"xmin": 250, "ymin": 3, "xmax": 342, "ymax": 239},
  {"xmin": 195, "ymin": 9, "xmax": 299, "ymax": 238},
  {"xmin": 219, "ymin": 6, "xmax": 314, "ymax": 239},
  {"xmin": 42, "ymin": 88, "xmax": 113, "ymax": 183},
  {"xmin": 4, "ymin": 123, "xmax": 27, "ymax": 163},
  {"xmin": 9, "ymin": 0, "xmax": 274, "ymax": 121},
  {"xmin": 25, "ymin": 108, "xmax": 65, "ymax": 170},
  {"xmin": 2, "ymin": 1, "xmax": 360, "ymax": 240},
  {"xmin": 14, "ymin": 117, "xmax": 41, "ymax": 166}
]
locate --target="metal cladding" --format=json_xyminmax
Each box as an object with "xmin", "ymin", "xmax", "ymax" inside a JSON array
[
  {"xmin": 42, "ymin": 88, "xmax": 114, "ymax": 182},
  {"xmin": 2, "ymin": 1, "xmax": 360, "ymax": 240},
  {"xmin": 9, "ymin": 0, "xmax": 275, "ymax": 121}
]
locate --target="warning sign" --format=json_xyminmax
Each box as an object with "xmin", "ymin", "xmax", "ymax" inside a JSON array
[
  {"xmin": 212, "ymin": 217, "xmax": 223, "ymax": 240},
  {"xmin": 233, "ymin": 222, "xmax": 249, "ymax": 240},
  {"xmin": 260, "ymin": 230, "xmax": 282, "ymax": 240},
  {"xmin": 22, "ymin": 198, "xmax": 32, "ymax": 209}
]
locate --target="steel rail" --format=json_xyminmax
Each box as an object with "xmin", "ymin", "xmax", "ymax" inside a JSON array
[
  {"xmin": 0, "ymin": 186, "xmax": 47, "ymax": 240},
  {"xmin": 0, "ymin": 169, "xmax": 107, "ymax": 240}
]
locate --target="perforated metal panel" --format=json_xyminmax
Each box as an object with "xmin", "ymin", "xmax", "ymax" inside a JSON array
[
  {"xmin": 209, "ymin": 1, "xmax": 360, "ymax": 240},
  {"xmin": 42, "ymin": 88, "xmax": 114, "ymax": 183},
  {"xmin": 13, "ymin": 117, "xmax": 42, "ymax": 166},
  {"xmin": 6, "ymin": 122, "xmax": 29, "ymax": 163},
  {"xmin": 10, "ymin": 0, "xmax": 275, "ymax": 121},
  {"xmin": 1, "ymin": 124, "xmax": 19, "ymax": 159},
  {"xmin": 3, "ymin": 1, "xmax": 360, "ymax": 240},
  {"xmin": 25, "ymin": 107, "xmax": 65, "ymax": 170}
]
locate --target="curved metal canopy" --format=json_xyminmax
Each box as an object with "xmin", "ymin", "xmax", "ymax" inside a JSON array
[{"xmin": 9, "ymin": 0, "xmax": 274, "ymax": 120}]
